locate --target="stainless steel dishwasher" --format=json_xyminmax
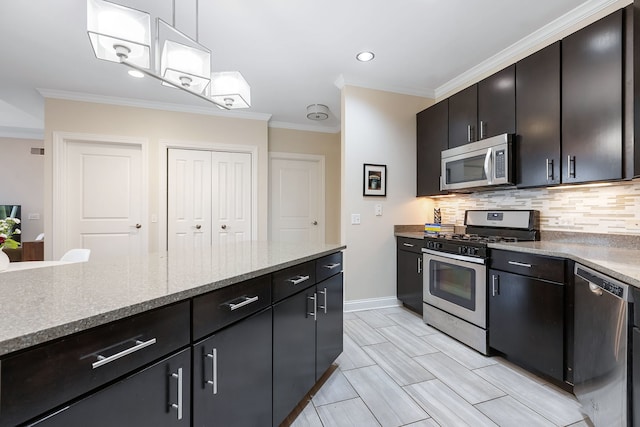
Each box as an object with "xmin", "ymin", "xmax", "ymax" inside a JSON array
[{"xmin": 574, "ymin": 263, "xmax": 632, "ymax": 427}]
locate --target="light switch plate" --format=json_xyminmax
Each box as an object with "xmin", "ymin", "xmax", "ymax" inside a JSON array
[
  {"xmin": 375, "ymin": 204, "xmax": 382, "ymax": 216},
  {"xmin": 351, "ymin": 214, "xmax": 361, "ymax": 225}
]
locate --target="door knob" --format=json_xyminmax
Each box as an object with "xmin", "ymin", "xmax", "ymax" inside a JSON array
[
  {"xmin": 135, "ymin": 224, "xmax": 142, "ymax": 229},
  {"xmin": 221, "ymin": 224, "xmax": 227, "ymax": 230},
  {"xmin": 312, "ymin": 221, "xmax": 318, "ymax": 225},
  {"xmin": 195, "ymin": 224, "xmax": 202, "ymax": 230}
]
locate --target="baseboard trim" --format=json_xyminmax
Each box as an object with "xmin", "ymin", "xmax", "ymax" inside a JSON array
[{"xmin": 344, "ymin": 297, "xmax": 401, "ymax": 312}]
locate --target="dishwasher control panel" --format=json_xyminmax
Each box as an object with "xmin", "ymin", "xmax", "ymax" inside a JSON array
[{"xmin": 576, "ymin": 266, "xmax": 626, "ymax": 298}]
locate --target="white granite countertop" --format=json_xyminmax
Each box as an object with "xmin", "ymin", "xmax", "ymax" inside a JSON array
[{"xmin": 0, "ymin": 241, "xmax": 345, "ymax": 357}]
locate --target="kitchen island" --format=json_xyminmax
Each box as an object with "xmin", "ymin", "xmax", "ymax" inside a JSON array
[{"xmin": 0, "ymin": 241, "xmax": 345, "ymax": 426}]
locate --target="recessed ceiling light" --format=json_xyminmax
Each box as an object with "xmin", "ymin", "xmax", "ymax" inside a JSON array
[
  {"xmin": 356, "ymin": 51, "xmax": 375, "ymax": 62},
  {"xmin": 128, "ymin": 69, "xmax": 145, "ymax": 78}
]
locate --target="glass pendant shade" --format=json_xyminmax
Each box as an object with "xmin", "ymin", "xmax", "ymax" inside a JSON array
[
  {"xmin": 210, "ymin": 72, "xmax": 251, "ymax": 109},
  {"xmin": 87, "ymin": 0, "xmax": 151, "ymax": 68},
  {"xmin": 160, "ymin": 40, "xmax": 211, "ymax": 94}
]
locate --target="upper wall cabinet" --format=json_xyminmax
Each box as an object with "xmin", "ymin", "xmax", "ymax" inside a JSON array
[
  {"xmin": 516, "ymin": 42, "xmax": 561, "ymax": 188},
  {"xmin": 477, "ymin": 65, "xmax": 516, "ymax": 140},
  {"xmin": 448, "ymin": 66, "xmax": 516, "ymax": 149},
  {"xmin": 417, "ymin": 99, "xmax": 448, "ymax": 196},
  {"xmin": 562, "ymin": 9, "xmax": 623, "ymax": 184},
  {"xmin": 448, "ymin": 85, "xmax": 477, "ymax": 148}
]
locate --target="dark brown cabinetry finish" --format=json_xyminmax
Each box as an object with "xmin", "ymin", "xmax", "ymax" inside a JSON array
[
  {"xmin": 30, "ymin": 348, "xmax": 191, "ymax": 427},
  {"xmin": 448, "ymin": 85, "xmax": 478, "ymax": 148},
  {"xmin": 316, "ymin": 272, "xmax": 344, "ymax": 380},
  {"xmin": 489, "ymin": 250, "xmax": 568, "ymax": 384},
  {"xmin": 417, "ymin": 100, "xmax": 448, "ymax": 196},
  {"xmin": 516, "ymin": 42, "xmax": 561, "ymax": 187},
  {"xmin": 562, "ymin": 10, "xmax": 623, "ymax": 183},
  {"xmin": 477, "ymin": 65, "xmax": 516, "ymax": 140},
  {"xmin": 396, "ymin": 237, "xmax": 424, "ymax": 314},
  {"xmin": 192, "ymin": 308, "xmax": 272, "ymax": 427}
]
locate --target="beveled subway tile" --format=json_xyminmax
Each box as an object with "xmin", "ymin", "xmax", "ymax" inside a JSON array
[
  {"xmin": 290, "ymin": 401, "xmax": 323, "ymax": 427},
  {"xmin": 362, "ymin": 341, "xmax": 435, "ymax": 386},
  {"xmin": 344, "ymin": 365, "xmax": 428, "ymax": 427},
  {"xmin": 385, "ymin": 313, "xmax": 440, "ymax": 337},
  {"xmin": 335, "ymin": 334, "xmax": 376, "ymax": 371},
  {"xmin": 377, "ymin": 325, "xmax": 439, "ymax": 357},
  {"xmin": 312, "ymin": 369, "xmax": 358, "ymax": 406},
  {"xmin": 422, "ymin": 332, "xmax": 497, "ymax": 370},
  {"xmin": 476, "ymin": 396, "xmax": 556, "ymax": 427},
  {"xmin": 404, "ymin": 379, "xmax": 498, "ymax": 427},
  {"xmin": 344, "ymin": 319, "xmax": 388, "ymax": 346},
  {"xmin": 475, "ymin": 364, "xmax": 584, "ymax": 426},
  {"xmin": 315, "ymin": 397, "xmax": 381, "ymax": 427},
  {"xmin": 354, "ymin": 310, "xmax": 398, "ymax": 328},
  {"xmin": 414, "ymin": 352, "xmax": 504, "ymax": 404}
]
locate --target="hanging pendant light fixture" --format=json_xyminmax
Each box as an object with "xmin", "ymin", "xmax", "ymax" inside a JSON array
[{"xmin": 86, "ymin": 0, "xmax": 251, "ymax": 109}]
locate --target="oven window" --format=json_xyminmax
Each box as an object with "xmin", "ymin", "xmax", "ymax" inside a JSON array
[
  {"xmin": 429, "ymin": 260, "xmax": 476, "ymax": 311},
  {"xmin": 446, "ymin": 154, "xmax": 487, "ymax": 184}
]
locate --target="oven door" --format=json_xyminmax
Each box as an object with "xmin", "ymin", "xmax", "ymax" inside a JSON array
[{"xmin": 422, "ymin": 248, "xmax": 487, "ymax": 328}]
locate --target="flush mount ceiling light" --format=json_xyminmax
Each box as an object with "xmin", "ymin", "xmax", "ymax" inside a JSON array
[
  {"xmin": 86, "ymin": 0, "xmax": 251, "ymax": 109},
  {"xmin": 307, "ymin": 104, "xmax": 330, "ymax": 121},
  {"xmin": 356, "ymin": 51, "xmax": 375, "ymax": 62}
]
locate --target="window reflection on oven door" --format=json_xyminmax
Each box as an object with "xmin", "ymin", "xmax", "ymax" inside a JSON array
[{"xmin": 423, "ymin": 250, "xmax": 486, "ymax": 329}]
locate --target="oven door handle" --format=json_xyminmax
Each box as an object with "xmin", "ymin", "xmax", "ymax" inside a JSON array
[{"xmin": 421, "ymin": 248, "xmax": 486, "ymax": 265}]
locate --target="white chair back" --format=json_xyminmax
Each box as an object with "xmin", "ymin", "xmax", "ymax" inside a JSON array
[
  {"xmin": 35, "ymin": 233, "xmax": 45, "ymax": 241},
  {"xmin": 60, "ymin": 249, "xmax": 91, "ymax": 263}
]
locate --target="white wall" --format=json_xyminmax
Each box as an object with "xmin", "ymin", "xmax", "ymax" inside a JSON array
[
  {"xmin": 0, "ymin": 137, "xmax": 44, "ymax": 241},
  {"xmin": 341, "ymin": 86, "xmax": 433, "ymax": 309}
]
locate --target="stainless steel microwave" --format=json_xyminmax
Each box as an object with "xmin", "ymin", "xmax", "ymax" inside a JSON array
[{"xmin": 441, "ymin": 133, "xmax": 514, "ymax": 191}]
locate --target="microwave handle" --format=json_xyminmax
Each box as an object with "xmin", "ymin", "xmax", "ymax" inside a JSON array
[{"xmin": 484, "ymin": 147, "xmax": 493, "ymax": 184}]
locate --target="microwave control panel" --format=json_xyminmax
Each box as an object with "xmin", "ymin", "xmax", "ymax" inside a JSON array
[{"xmin": 495, "ymin": 149, "xmax": 506, "ymax": 178}]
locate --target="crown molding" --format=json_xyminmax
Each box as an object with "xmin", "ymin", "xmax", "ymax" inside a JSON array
[
  {"xmin": 37, "ymin": 88, "xmax": 273, "ymax": 122},
  {"xmin": 268, "ymin": 120, "xmax": 340, "ymax": 134},
  {"xmin": 435, "ymin": 0, "xmax": 624, "ymax": 98},
  {"xmin": 0, "ymin": 126, "xmax": 44, "ymax": 140}
]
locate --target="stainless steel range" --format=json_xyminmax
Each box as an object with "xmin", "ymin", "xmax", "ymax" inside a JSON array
[{"xmin": 422, "ymin": 210, "xmax": 539, "ymax": 355}]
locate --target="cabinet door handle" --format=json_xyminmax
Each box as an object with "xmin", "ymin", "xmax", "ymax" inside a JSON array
[
  {"xmin": 480, "ymin": 120, "xmax": 486, "ymax": 140},
  {"xmin": 467, "ymin": 125, "xmax": 472, "ymax": 142},
  {"xmin": 225, "ymin": 295, "xmax": 259, "ymax": 311},
  {"xmin": 307, "ymin": 293, "xmax": 317, "ymax": 320},
  {"xmin": 568, "ymin": 155, "xmax": 576, "ymax": 179},
  {"xmin": 170, "ymin": 367, "xmax": 184, "ymax": 420},
  {"xmin": 92, "ymin": 338, "xmax": 157, "ymax": 369},
  {"xmin": 508, "ymin": 261, "xmax": 532, "ymax": 268},
  {"xmin": 492, "ymin": 274, "xmax": 499, "ymax": 297},
  {"xmin": 323, "ymin": 263, "xmax": 341, "ymax": 270},
  {"xmin": 402, "ymin": 242, "xmax": 415, "ymax": 248},
  {"xmin": 287, "ymin": 275, "xmax": 310, "ymax": 285},
  {"xmin": 318, "ymin": 287, "xmax": 328, "ymax": 313},
  {"xmin": 546, "ymin": 158, "xmax": 554, "ymax": 181},
  {"xmin": 206, "ymin": 349, "xmax": 218, "ymax": 395},
  {"xmin": 417, "ymin": 257, "xmax": 422, "ymax": 274}
]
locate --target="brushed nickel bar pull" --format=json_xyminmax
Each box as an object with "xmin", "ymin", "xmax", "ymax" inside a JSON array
[
  {"xmin": 402, "ymin": 242, "xmax": 415, "ymax": 247},
  {"xmin": 308, "ymin": 294, "xmax": 317, "ymax": 320},
  {"xmin": 492, "ymin": 275, "xmax": 499, "ymax": 297},
  {"xmin": 287, "ymin": 275, "xmax": 310, "ymax": 285},
  {"xmin": 417, "ymin": 257, "xmax": 422, "ymax": 274},
  {"xmin": 170, "ymin": 367, "xmax": 183, "ymax": 420},
  {"xmin": 508, "ymin": 261, "xmax": 532, "ymax": 268},
  {"xmin": 467, "ymin": 125, "xmax": 472, "ymax": 142},
  {"xmin": 318, "ymin": 288, "xmax": 328, "ymax": 313},
  {"xmin": 206, "ymin": 349, "xmax": 218, "ymax": 395},
  {"xmin": 480, "ymin": 120, "xmax": 486, "ymax": 139},
  {"xmin": 323, "ymin": 263, "xmax": 341, "ymax": 270},
  {"xmin": 226, "ymin": 295, "xmax": 259, "ymax": 311},
  {"xmin": 92, "ymin": 338, "xmax": 157, "ymax": 369}
]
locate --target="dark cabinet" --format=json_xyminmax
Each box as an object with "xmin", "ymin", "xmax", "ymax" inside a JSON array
[
  {"xmin": 192, "ymin": 308, "xmax": 272, "ymax": 427},
  {"xmin": 489, "ymin": 250, "xmax": 567, "ymax": 383},
  {"xmin": 477, "ymin": 65, "xmax": 516, "ymax": 140},
  {"xmin": 272, "ymin": 284, "xmax": 317, "ymax": 426},
  {"xmin": 516, "ymin": 42, "xmax": 561, "ymax": 187},
  {"xmin": 396, "ymin": 237, "xmax": 423, "ymax": 314},
  {"xmin": 31, "ymin": 348, "xmax": 191, "ymax": 426},
  {"xmin": 562, "ymin": 10, "xmax": 623, "ymax": 183},
  {"xmin": 417, "ymin": 100, "xmax": 448, "ymax": 196},
  {"xmin": 448, "ymin": 85, "xmax": 478, "ymax": 148},
  {"xmin": 316, "ymin": 272, "xmax": 344, "ymax": 380}
]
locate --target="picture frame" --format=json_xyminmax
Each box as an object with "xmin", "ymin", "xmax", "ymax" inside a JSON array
[{"xmin": 363, "ymin": 164, "xmax": 387, "ymax": 197}]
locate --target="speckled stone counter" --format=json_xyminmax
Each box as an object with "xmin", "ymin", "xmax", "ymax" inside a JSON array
[{"xmin": 0, "ymin": 241, "xmax": 345, "ymax": 357}]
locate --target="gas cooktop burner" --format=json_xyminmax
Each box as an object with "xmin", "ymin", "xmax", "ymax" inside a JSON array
[{"xmin": 432, "ymin": 233, "xmax": 519, "ymax": 244}]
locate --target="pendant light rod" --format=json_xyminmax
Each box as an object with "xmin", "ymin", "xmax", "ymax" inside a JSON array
[{"xmin": 120, "ymin": 59, "xmax": 230, "ymax": 110}]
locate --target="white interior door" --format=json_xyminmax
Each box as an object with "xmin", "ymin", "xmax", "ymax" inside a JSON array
[
  {"xmin": 212, "ymin": 151, "xmax": 252, "ymax": 244},
  {"xmin": 64, "ymin": 141, "xmax": 145, "ymax": 260},
  {"xmin": 167, "ymin": 149, "xmax": 212, "ymax": 250},
  {"xmin": 269, "ymin": 153, "xmax": 324, "ymax": 243}
]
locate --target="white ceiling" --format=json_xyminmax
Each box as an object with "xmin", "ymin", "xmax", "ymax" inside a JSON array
[{"xmin": 0, "ymin": 0, "xmax": 617, "ymax": 138}]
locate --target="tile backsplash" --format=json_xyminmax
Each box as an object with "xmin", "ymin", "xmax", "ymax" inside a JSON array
[{"xmin": 434, "ymin": 180, "xmax": 640, "ymax": 235}]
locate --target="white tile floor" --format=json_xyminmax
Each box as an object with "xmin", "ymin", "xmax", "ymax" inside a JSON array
[{"xmin": 290, "ymin": 306, "xmax": 590, "ymax": 427}]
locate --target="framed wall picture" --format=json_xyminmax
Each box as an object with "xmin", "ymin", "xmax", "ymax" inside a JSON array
[{"xmin": 363, "ymin": 164, "xmax": 387, "ymax": 197}]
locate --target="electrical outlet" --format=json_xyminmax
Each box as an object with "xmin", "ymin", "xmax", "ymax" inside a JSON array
[
  {"xmin": 351, "ymin": 214, "xmax": 361, "ymax": 225},
  {"xmin": 375, "ymin": 204, "xmax": 383, "ymax": 216},
  {"xmin": 27, "ymin": 213, "xmax": 40, "ymax": 220}
]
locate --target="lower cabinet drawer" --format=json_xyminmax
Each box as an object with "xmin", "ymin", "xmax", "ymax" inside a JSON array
[
  {"xmin": 490, "ymin": 249, "xmax": 566, "ymax": 282},
  {"xmin": 272, "ymin": 261, "xmax": 316, "ymax": 302},
  {"xmin": 192, "ymin": 275, "xmax": 271, "ymax": 341},
  {"xmin": 29, "ymin": 348, "xmax": 191, "ymax": 427},
  {"xmin": 0, "ymin": 301, "xmax": 190, "ymax": 427},
  {"xmin": 316, "ymin": 252, "xmax": 343, "ymax": 283}
]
